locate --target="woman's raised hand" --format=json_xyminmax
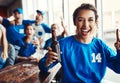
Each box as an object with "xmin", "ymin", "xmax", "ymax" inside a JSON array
[{"xmin": 114, "ymin": 29, "xmax": 120, "ymax": 50}]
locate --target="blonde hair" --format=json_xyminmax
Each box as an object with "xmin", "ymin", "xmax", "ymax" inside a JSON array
[{"xmin": 0, "ymin": 24, "xmax": 8, "ymax": 59}]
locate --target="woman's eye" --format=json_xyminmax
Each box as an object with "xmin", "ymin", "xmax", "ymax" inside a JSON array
[
  {"xmin": 78, "ymin": 18, "xmax": 83, "ymax": 22},
  {"xmin": 88, "ymin": 17, "xmax": 95, "ymax": 22},
  {"xmin": 89, "ymin": 19, "xmax": 94, "ymax": 21}
]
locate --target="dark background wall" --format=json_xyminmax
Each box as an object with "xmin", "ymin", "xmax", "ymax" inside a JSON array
[{"xmin": 0, "ymin": 6, "xmax": 7, "ymax": 17}]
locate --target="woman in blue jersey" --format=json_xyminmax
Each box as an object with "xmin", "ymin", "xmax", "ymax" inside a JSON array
[
  {"xmin": 15, "ymin": 24, "xmax": 40, "ymax": 63},
  {"xmin": 39, "ymin": 3, "xmax": 120, "ymax": 83}
]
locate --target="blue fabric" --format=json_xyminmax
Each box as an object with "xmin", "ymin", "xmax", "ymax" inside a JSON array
[
  {"xmin": 39, "ymin": 35, "xmax": 120, "ymax": 83},
  {"xmin": 0, "ymin": 46, "xmax": 6, "ymax": 69},
  {"xmin": 43, "ymin": 36, "xmax": 64, "ymax": 49},
  {"xmin": 41, "ymin": 23, "xmax": 51, "ymax": 33},
  {"xmin": 38, "ymin": 32, "xmax": 42, "ymax": 35},
  {"xmin": 39, "ymin": 56, "xmax": 57, "ymax": 72},
  {"xmin": 2, "ymin": 18, "xmax": 35, "ymax": 45},
  {"xmin": 13, "ymin": 8, "xmax": 23, "ymax": 14},
  {"xmin": 22, "ymin": 20, "xmax": 35, "ymax": 25},
  {"xmin": 2, "ymin": 18, "xmax": 11, "ymax": 28},
  {"xmin": 6, "ymin": 25, "xmax": 25, "ymax": 45},
  {"xmin": 15, "ymin": 37, "xmax": 36, "ymax": 57}
]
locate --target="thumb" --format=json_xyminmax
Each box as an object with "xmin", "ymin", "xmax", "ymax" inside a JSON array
[{"xmin": 47, "ymin": 47, "xmax": 52, "ymax": 51}]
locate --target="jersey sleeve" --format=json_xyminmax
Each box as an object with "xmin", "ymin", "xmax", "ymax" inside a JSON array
[
  {"xmin": 43, "ymin": 38, "xmax": 52, "ymax": 50},
  {"xmin": 2, "ymin": 18, "xmax": 11, "ymax": 28},
  {"xmin": 22, "ymin": 20, "xmax": 35, "ymax": 25},
  {"xmin": 106, "ymin": 49, "xmax": 120, "ymax": 73},
  {"xmin": 38, "ymin": 55, "xmax": 57, "ymax": 72},
  {"xmin": 41, "ymin": 23, "xmax": 51, "ymax": 33},
  {"xmin": 101, "ymin": 40, "xmax": 120, "ymax": 73}
]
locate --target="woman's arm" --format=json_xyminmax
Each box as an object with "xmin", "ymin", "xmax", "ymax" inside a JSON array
[{"xmin": 0, "ymin": 24, "xmax": 8, "ymax": 59}]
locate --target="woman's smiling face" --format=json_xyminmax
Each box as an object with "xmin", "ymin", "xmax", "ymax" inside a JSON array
[{"xmin": 75, "ymin": 9, "xmax": 97, "ymax": 40}]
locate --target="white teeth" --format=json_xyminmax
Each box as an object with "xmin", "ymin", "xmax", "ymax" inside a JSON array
[{"xmin": 82, "ymin": 29, "xmax": 89, "ymax": 32}]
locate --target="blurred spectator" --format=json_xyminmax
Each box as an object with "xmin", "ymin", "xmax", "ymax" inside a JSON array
[
  {"xmin": 15, "ymin": 24, "xmax": 40, "ymax": 63},
  {"xmin": 0, "ymin": 8, "xmax": 35, "ymax": 45},
  {"xmin": 32, "ymin": 10, "xmax": 51, "ymax": 48},
  {"xmin": 44, "ymin": 18, "xmax": 68, "ymax": 50},
  {"xmin": 0, "ymin": 24, "xmax": 15, "ymax": 69}
]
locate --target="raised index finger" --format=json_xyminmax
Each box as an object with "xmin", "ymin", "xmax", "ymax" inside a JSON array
[{"xmin": 116, "ymin": 29, "xmax": 120, "ymax": 42}]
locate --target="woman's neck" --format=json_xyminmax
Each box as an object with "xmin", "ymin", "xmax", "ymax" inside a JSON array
[
  {"xmin": 75, "ymin": 35, "xmax": 93, "ymax": 44},
  {"xmin": 25, "ymin": 36, "xmax": 33, "ymax": 43}
]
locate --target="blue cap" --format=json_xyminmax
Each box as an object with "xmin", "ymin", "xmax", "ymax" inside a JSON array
[
  {"xmin": 36, "ymin": 10, "xmax": 44, "ymax": 15},
  {"xmin": 13, "ymin": 8, "xmax": 23, "ymax": 14}
]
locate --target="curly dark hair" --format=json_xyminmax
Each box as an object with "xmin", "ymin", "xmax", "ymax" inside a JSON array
[{"xmin": 73, "ymin": 3, "xmax": 98, "ymax": 25}]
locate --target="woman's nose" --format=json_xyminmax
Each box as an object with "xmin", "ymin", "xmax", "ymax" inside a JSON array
[{"xmin": 84, "ymin": 20, "xmax": 89, "ymax": 27}]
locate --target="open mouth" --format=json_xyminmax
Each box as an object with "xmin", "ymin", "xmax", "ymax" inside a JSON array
[{"xmin": 81, "ymin": 29, "xmax": 91, "ymax": 36}]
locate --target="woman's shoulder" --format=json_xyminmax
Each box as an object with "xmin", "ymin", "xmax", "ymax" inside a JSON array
[
  {"xmin": 60, "ymin": 35, "xmax": 74, "ymax": 41},
  {"xmin": 92, "ymin": 37, "xmax": 108, "ymax": 48},
  {"xmin": 59, "ymin": 35, "xmax": 75, "ymax": 45},
  {"xmin": 92, "ymin": 37, "xmax": 104, "ymax": 43}
]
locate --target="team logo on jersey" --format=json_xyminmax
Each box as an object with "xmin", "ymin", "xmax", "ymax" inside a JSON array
[
  {"xmin": 91, "ymin": 53, "xmax": 102, "ymax": 63},
  {"xmin": 19, "ymin": 29, "xmax": 24, "ymax": 33}
]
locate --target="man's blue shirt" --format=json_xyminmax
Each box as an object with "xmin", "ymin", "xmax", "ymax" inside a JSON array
[{"xmin": 2, "ymin": 18, "xmax": 35, "ymax": 45}]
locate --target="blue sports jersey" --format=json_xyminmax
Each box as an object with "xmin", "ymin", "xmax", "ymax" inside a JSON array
[
  {"xmin": 41, "ymin": 23, "xmax": 51, "ymax": 33},
  {"xmin": 43, "ymin": 35, "xmax": 64, "ymax": 49},
  {"xmin": 39, "ymin": 36, "xmax": 120, "ymax": 83},
  {"xmin": 32, "ymin": 23, "xmax": 51, "ymax": 37},
  {"xmin": 32, "ymin": 22, "xmax": 51, "ymax": 48},
  {"xmin": 2, "ymin": 18, "xmax": 35, "ymax": 45},
  {"xmin": 15, "ymin": 37, "xmax": 36, "ymax": 57}
]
